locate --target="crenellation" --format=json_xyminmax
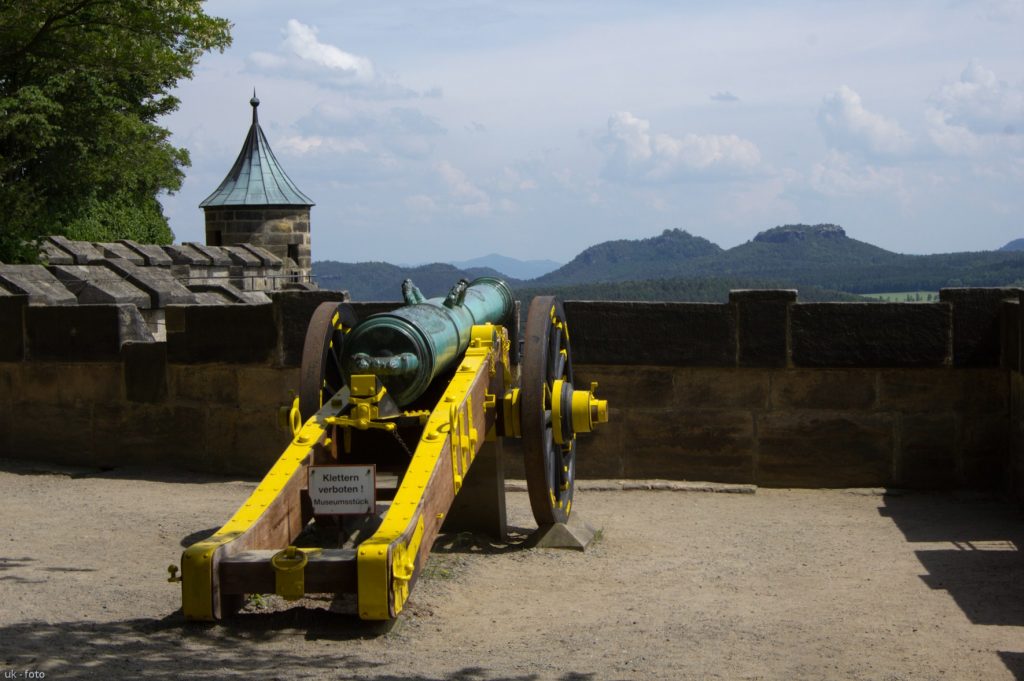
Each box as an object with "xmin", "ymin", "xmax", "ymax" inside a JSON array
[
  {"xmin": 0, "ymin": 288, "xmax": 1020, "ymax": 494},
  {"xmin": 96, "ymin": 241, "xmax": 145, "ymax": 265}
]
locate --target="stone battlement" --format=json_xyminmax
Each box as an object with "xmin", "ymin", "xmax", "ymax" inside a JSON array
[
  {"xmin": 0, "ymin": 287, "xmax": 1022, "ymax": 504},
  {"xmin": 0, "ymin": 237, "xmax": 327, "ymax": 341}
]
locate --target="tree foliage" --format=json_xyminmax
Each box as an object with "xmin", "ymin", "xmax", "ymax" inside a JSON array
[{"xmin": 0, "ymin": 0, "xmax": 231, "ymax": 262}]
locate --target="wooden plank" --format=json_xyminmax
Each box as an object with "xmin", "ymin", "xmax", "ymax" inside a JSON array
[{"xmin": 220, "ymin": 549, "xmax": 357, "ymax": 595}]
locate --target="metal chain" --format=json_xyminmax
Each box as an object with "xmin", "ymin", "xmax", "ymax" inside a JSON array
[{"xmin": 390, "ymin": 428, "xmax": 415, "ymax": 458}]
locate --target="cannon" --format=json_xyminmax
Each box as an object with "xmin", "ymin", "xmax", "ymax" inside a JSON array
[{"xmin": 174, "ymin": 277, "xmax": 608, "ymax": 621}]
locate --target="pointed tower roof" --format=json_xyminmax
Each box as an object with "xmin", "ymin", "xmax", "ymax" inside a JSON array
[{"xmin": 200, "ymin": 94, "xmax": 314, "ymax": 208}]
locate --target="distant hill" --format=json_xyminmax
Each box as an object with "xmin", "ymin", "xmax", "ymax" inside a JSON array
[
  {"xmin": 448, "ymin": 253, "xmax": 561, "ymax": 279},
  {"xmin": 1000, "ymin": 238, "xmax": 1024, "ymax": 252},
  {"xmin": 314, "ymin": 261, "xmax": 518, "ymax": 300},
  {"xmin": 534, "ymin": 229, "xmax": 722, "ymax": 285},
  {"xmin": 315, "ymin": 223, "xmax": 1024, "ymax": 302},
  {"xmin": 534, "ymin": 224, "xmax": 1024, "ymax": 293}
]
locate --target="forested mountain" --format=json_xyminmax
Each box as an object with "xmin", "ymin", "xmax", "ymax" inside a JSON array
[
  {"xmin": 314, "ymin": 261, "xmax": 516, "ymax": 300},
  {"xmin": 447, "ymin": 253, "xmax": 561, "ymax": 279},
  {"xmin": 532, "ymin": 224, "xmax": 1024, "ymax": 293},
  {"xmin": 313, "ymin": 223, "xmax": 1024, "ymax": 301},
  {"xmin": 534, "ymin": 229, "xmax": 721, "ymax": 285},
  {"xmin": 1000, "ymin": 238, "xmax": 1024, "ymax": 252}
]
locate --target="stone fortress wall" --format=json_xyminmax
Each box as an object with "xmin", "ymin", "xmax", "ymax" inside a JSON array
[{"xmin": 1, "ymin": 262, "xmax": 1023, "ymax": 503}]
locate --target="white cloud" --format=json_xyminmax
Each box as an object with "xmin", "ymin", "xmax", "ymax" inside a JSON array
[
  {"xmin": 809, "ymin": 151, "xmax": 905, "ymax": 198},
  {"xmin": 282, "ymin": 19, "xmax": 374, "ymax": 81},
  {"xmin": 437, "ymin": 161, "xmax": 491, "ymax": 215},
  {"xmin": 926, "ymin": 61, "xmax": 1024, "ymax": 157},
  {"xmin": 500, "ymin": 166, "xmax": 537, "ymax": 191},
  {"xmin": 247, "ymin": 51, "xmax": 287, "ymax": 69},
  {"xmin": 817, "ymin": 86, "xmax": 913, "ymax": 156},
  {"xmin": 931, "ymin": 60, "xmax": 1023, "ymax": 135},
  {"xmin": 600, "ymin": 111, "xmax": 761, "ymax": 182},
  {"xmin": 404, "ymin": 194, "xmax": 437, "ymax": 212},
  {"xmin": 924, "ymin": 108, "xmax": 983, "ymax": 157},
  {"xmin": 276, "ymin": 135, "xmax": 369, "ymax": 155}
]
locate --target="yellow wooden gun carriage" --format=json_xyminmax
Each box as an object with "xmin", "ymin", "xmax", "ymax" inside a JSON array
[{"xmin": 172, "ymin": 277, "xmax": 607, "ymax": 621}]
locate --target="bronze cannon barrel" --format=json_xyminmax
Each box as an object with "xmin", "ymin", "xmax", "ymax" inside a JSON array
[{"xmin": 342, "ymin": 277, "xmax": 514, "ymax": 406}]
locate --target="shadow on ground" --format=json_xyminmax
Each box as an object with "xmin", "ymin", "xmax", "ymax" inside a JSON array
[
  {"xmin": 999, "ymin": 652, "xmax": 1024, "ymax": 681},
  {"xmin": 0, "ymin": 457, "xmax": 259, "ymax": 486},
  {"xmin": 432, "ymin": 526, "xmax": 534, "ymax": 555},
  {"xmin": 879, "ymin": 492, "xmax": 1024, "ymax": 628},
  {"xmin": 0, "ymin": 614, "xmax": 599, "ymax": 680}
]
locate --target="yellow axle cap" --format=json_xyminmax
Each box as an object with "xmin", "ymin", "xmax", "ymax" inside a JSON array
[
  {"xmin": 552, "ymin": 380, "xmax": 609, "ymax": 444},
  {"xmin": 571, "ymin": 381, "xmax": 608, "ymax": 434}
]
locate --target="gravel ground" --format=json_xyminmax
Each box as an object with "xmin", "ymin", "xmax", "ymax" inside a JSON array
[{"xmin": 0, "ymin": 458, "xmax": 1022, "ymax": 681}]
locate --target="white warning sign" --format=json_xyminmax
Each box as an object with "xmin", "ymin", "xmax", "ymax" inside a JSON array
[{"xmin": 309, "ymin": 465, "xmax": 376, "ymax": 515}]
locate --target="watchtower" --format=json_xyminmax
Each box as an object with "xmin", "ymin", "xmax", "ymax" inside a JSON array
[{"xmin": 199, "ymin": 94, "xmax": 314, "ymax": 283}]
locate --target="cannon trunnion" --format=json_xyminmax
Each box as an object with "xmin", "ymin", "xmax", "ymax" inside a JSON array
[{"xmin": 175, "ymin": 278, "xmax": 608, "ymax": 622}]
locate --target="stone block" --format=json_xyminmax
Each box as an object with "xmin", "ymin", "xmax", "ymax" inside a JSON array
[
  {"xmin": 186, "ymin": 283, "xmax": 269, "ymax": 305},
  {"xmin": 18, "ymin": 362, "xmax": 122, "ymax": 406},
  {"xmin": 101, "ymin": 259, "xmax": 195, "ymax": 307},
  {"xmin": 940, "ymin": 287, "xmax": 1021, "ymax": 367},
  {"xmin": 897, "ymin": 413, "xmax": 959, "ymax": 488},
  {"xmin": 95, "ymin": 241, "xmax": 145, "ymax": 265},
  {"xmin": 0, "ymin": 264, "xmax": 78, "ymax": 305},
  {"xmin": 183, "ymin": 242, "xmax": 232, "ymax": 266},
  {"xmin": 0, "ymin": 371, "xmax": 10, "ymax": 453},
  {"xmin": 169, "ymin": 364, "xmax": 238, "ymax": 404},
  {"xmin": 757, "ymin": 412, "xmax": 894, "ymax": 487},
  {"xmin": 237, "ymin": 366, "xmax": 299, "ymax": 407},
  {"xmin": 162, "ymin": 243, "xmax": 208, "ymax": 266},
  {"xmin": 38, "ymin": 240, "xmax": 73, "ymax": 265},
  {"xmin": 878, "ymin": 368, "xmax": 1007, "ymax": 414},
  {"xmin": 26, "ymin": 305, "xmax": 149, "ymax": 361},
  {"xmin": 46, "ymin": 236, "xmax": 106, "ymax": 265},
  {"xmin": 123, "ymin": 341, "xmax": 167, "ymax": 403},
  {"xmin": 93, "ymin": 403, "xmax": 205, "ymax": 468},
  {"xmin": 730, "ymin": 289, "xmax": 797, "ymax": 367},
  {"xmin": 619, "ymin": 408, "xmax": 755, "ymax": 482},
  {"xmin": 239, "ymin": 244, "xmax": 283, "ymax": 268},
  {"xmin": 572, "ymin": 364, "xmax": 673, "ymax": 410},
  {"xmin": 573, "ymin": 408, "xmax": 625, "ymax": 478},
  {"xmin": 48, "ymin": 265, "xmax": 151, "ymax": 307},
  {"xmin": 565, "ymin": 301, "xmax": 736, "ymax": 366},
  {"xmin": 7, "ymin": 402, "xmax": 93, "ymax": 463},
  {"xmin": 1001, "ymin": 301, "xmax": 1020, "ymax": 371},
  {"xmin": 119, "ymin": 240, "xmax": 173, "ymax": 267},
  {"xmin": 0, "ymin": 294, "xmax": 27, "ymax": 361},
  {"xmin": 262, "ymin": 232, "xmax": 303, "ymax": 246},
  {"xmin": 226, "ymin": 407, "xmax": 292, "ymax": 474},
  {"xmin": 791, "ymin": 303, "xmax": 951, "ymax": 367},
  {"xmin": 770, "ymin": 369, "xmax": 877, "ymax": 410},
  {"xmin": 674, "ymin": 368, "xmax": 770, "ymax": 409},
  {"xmin": 166, "ymin": 303, "xmax": 277, "ymax": 364},
  {"xmin": 960, "ymin": 413, "xmax": 1010, "ymax": 488},
  {"xmin": 222, "ymin": 246, "xmax": 262, "ymax": 267},
  {"xmin": 271, "ymin": 291, "xmax": 352, "ymax": 367}
]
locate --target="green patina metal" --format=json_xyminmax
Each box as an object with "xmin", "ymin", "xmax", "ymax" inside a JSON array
[
  {"xmin": 199, "ymin": 94, "xmax": 314, "ymax": 208},
  {"xmin": 342, "ymin": 277, "xmax": 515, "ymax": 406}
]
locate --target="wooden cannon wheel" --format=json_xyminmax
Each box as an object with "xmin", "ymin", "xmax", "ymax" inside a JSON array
[
  {"xmin": 299, "ymin": 302, "xmax": 359, "ymax": 420},
  {"xmin": 521, "ymin": 295, "xmax": 576, "ymax": 526}
]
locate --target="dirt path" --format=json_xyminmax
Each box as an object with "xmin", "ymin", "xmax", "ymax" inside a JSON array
[{"xmin": 0, "ymin": 459, "xmax": 1021, "ymax": 680}]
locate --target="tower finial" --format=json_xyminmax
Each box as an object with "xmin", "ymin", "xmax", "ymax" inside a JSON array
[{"xmin": 250, "ymin": 89, "xmax": 260, "ymax": 123}]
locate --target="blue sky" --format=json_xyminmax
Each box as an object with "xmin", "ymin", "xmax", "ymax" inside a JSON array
[{"xmin": 160, "ymin": 0, "xmax": 1024, "ymax": 264}]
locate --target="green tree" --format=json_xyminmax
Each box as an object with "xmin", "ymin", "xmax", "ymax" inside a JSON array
[{"xmin": 0, "ymin": 1, "xmax": 231, "ymax": 262}]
